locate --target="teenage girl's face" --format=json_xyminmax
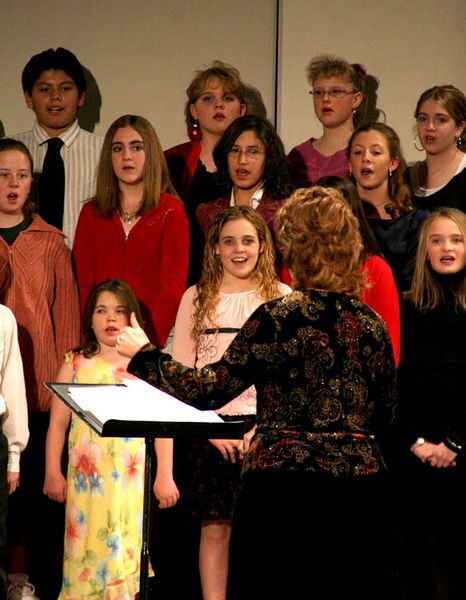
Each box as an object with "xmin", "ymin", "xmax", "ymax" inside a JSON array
[
  {"xmin": 228, "ymin": 130, "xmax": 266, "ymax": 194},
  {"xmin": 190, "ymin": 77, "xmax": 246, "ymax": 138},
  {"xmin": 349, "ymin": 130, "xmax": 399, "ymax": 193},
  {"xmin": 92, "ymin": 291, "xmax": 130, "ymax": 347},
  {"xmin": 416, "ymin": 99, "xmax": 465, "ymax": 156},
  {"xmin": 0, "ymin": 149, "xmax": 32, "ymax": 218},
  {"xmin": 111, "ymin": 127, "xmax": 146, "ymax": 186},
  {"xmin": 426, "ymin": 216, "xmax": 465, "ymax": 275},
  {"xmin": 215, "ymin": 217, "xmax": 264, "ymax": 284},
  {"xmin": 311, "ymin": 76, "xmax": 362, "ymax": 130}
]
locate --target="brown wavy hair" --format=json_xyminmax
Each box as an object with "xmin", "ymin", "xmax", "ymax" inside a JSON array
[
  {"xmin": 95, "ymin": 114, "xmax": 177, "ymax": 218},
  {"xmin": 192, "ymin": 206, "xmax": 281, "ymax": 342},
  {"xmin": 408, "ymin": 207, "xmax": 466, "ymax": 311},
  {"xmin": 348, "ymin": 122, "xmax": 412, "ymax": 218},
  {"xmin": 276, "ymin": 187, "xmax": 364, "ymax": 297},
  {"xmin": 184, "ymin": 60, "xmax": 248, "ymax": 136}
]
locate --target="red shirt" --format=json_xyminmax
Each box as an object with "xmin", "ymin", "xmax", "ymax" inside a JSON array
[{"xmin": 73, "ymin": 194, "xmax": 189, "ymax": 347}]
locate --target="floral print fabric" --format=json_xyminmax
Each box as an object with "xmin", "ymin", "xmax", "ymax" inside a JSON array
[
  {"xmin": 58, "ymin": 353, "xmax": 145, "ymax": 600},
  {"xmin": 129, "ymin": 290, "xmax": 397, "ymax": 479}
]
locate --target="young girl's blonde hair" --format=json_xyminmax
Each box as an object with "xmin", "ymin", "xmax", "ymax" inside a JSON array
[
  {"xmin": 409, "ymin": 207, "xmax": 466, "ymax": 311},
  {"xmin": 192, "ymin": 206, "xmax": 280, "ymax": 343}
]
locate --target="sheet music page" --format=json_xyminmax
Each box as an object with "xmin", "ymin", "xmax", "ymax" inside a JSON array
[{"xmin": 68, "ymin": 378, "xmax": 223, "ymax": 424}]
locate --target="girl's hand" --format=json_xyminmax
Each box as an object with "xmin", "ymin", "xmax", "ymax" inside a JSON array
[
  {"xmin": 117, "ymin": 312, "xmax": 150, "ymax": 358},
  {"xmin": 208, "ymin": 438, "xmax": 240, "ymax": 463},
  {"xmin": 44, "ymin": 472, "xmax": 67, "ymax": 503},
  {"xmin": 427, "ymin": 442, "xmax": 457, "ymax": 468},
  {"xmin": 8, "ymin": 472, "xmax": 20, "ymax": 495},
  {"xmin": 237, "ymin": 425, "xmax": 257, "ymax": 460},
  {"xmin": 153, "ymin": 474, "xmax": 180, "ymax": 509}
]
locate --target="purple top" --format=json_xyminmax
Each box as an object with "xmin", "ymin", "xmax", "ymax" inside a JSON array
[{"xmin": 287, "ymin": 137, "xmax": 349, "ymax": 187}]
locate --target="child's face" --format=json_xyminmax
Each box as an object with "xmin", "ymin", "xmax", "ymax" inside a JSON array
[
  {"xmin": 92, "ymin": 291, "xmax": 129, "ymax": 348},
  {"xmin": 426, "ymin": 216, "xmax": 465, "ymax": 275},
  {"xmin": 228, "ymin": 130, "xmax": 266, "ymax": 194},
  {"xmin": 111, "ymin": 127, "xmax": 146, "ymax": 187},
  {"xmin": 190, "ymin": 77, "xmax": 246, "ymax": 138},
  {"xmin": 24, "ymin": 69, "xmax": 85, "ymax": 137},
  {"xmin": 311, "ymin": 75, "xmax": 361, "ymax": 129},
  {"xmin": 215, "ymin": 217, "xmax": 264, "ymax": 285},
  {"xmin": 349, "ymin": 130, "xmax": 399, "ymax": 193},
  {"xmin": 0, "ymin": 150, "xmax": 32, "ymax": 218}
]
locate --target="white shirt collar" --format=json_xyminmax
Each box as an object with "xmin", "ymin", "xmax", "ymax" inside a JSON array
[{"xmin": 229, "ymin": 185, "xmax": 264, "ymax": 210}]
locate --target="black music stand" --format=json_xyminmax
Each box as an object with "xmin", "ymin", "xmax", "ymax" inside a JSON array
[{"xmin": 45, "ymin": 380, "xmax": 245, "ymax": 600}]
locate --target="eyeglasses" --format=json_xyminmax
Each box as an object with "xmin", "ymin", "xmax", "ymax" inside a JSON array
[
  {"xmin": 309, "ymin": 89, "xmax": 355, "ymax": 99},
  {"xmin": 228, "ymin": 147, "xmax": 265, "ymax": 160}
]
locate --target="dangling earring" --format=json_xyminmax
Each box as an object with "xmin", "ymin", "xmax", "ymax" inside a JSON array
[
  {"xmin": 388, "ymin": 169, "xmax": 392, "ymax": 178},
  {"xmin": 456, "ymin": 136, "xmax": 463, "ymax": 150},
  {"xmin": 413, "ymin": 134, "xmax": 424, "ymax": 152},
  {"xmin": 188, "ymin": 119, "xmax": 202, "ymax": 142}
]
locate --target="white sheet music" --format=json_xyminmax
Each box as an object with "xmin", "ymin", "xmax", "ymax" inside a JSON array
[{"xmin": 69, "ymin": 377, "xmax": 223, "ymax": 424}]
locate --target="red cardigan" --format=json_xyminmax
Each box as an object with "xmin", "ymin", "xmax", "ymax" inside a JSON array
[
  {"xmin": 361, "ymin": 254, "xmax": 400, "ymax": 366},
  {"xmin": 73, "ymin": 194, "xmax": 189, "ymax": 347},
  {"xmin": 164, "ymin": 140, "xmax": 202, "ymax": 202}
]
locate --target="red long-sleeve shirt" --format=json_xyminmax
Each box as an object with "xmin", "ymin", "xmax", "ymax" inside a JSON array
[{"xmin": 73, "ymin": 195, "xmax": 189, "ymax": 347}]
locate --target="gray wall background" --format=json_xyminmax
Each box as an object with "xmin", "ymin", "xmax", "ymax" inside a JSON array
[{"xmin": 1, "ymin": 0, "xmax": 465, "ymax": 164}]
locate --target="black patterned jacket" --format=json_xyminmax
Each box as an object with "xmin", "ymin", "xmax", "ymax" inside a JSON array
[{"xmin": 129, "ymin": 290, "xmax": 397, "ymax": 478}]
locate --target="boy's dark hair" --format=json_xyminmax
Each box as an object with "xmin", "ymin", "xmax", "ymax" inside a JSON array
[{"xmin": 21, "ymin": 47, "xmax": 87, "ymax": 96}]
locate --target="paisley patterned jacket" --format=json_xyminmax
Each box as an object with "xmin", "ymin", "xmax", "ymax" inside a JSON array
[{"xmin": 129, "ymin": 290, "xmax": 397, "ymax": 478}]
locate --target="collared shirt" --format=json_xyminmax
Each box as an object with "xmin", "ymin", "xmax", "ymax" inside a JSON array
[
  {"xmin": 230, "ymin": 185, "xmax": 264, "ymax": 210},
  {"xmin": 10, "ymin": 120, "xmax": 103, "ymax": 247}
]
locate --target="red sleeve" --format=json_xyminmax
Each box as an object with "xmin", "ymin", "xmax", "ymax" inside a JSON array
[
  {"xmin": 150, "ymin": 197, "xmax": 190, "ymax": 347},
  {"xmin": 361, "ymin": 255, "xmax": 401, "ymax": 366},
  {"xmin": 72, "ymin": 201, "xmax": 97, "ymax": 313}
]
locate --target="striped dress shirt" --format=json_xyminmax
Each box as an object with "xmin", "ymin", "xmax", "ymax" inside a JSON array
[{"xmin": 10, "ymin": 120, "xmax": 103, "ymax": 248}]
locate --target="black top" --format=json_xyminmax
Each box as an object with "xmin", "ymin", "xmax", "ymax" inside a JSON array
[
  {"xmin": 185, "ymin": 162, "xmax": 222, "ymax": 286},
  {"xmin": 367, "ymin": 208, "xmax": 430, "ymax": 293},
  {"xmin": 0, "ymin": 216, "xmax": 33, "ymax": 245},
  {"xmin": 407, "ymin": 165, "xmax": 466, "ymax": 213},
  {"xmin": 398, "ymin": 270, "xmax": 466, "ymax": 450}
]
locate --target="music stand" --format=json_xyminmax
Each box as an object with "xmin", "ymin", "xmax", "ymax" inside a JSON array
[{"xmin": 46, "ymin": 379, "xmax": 245, "ymax": 600}]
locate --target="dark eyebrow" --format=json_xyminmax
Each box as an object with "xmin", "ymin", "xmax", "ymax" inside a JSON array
[{"xmin": 111, "ymin": 140, "xmax": 144, "ymax": 146}]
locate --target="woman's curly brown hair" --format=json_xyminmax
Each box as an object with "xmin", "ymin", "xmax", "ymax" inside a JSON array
[{"xmin": 276, "ymin": 187, "xmax": 365, "ymax": 297}]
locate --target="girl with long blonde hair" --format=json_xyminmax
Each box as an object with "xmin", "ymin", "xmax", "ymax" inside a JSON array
[{"xmin": 154, "ymin": 206, "xmax": 290, "ymax": 600}]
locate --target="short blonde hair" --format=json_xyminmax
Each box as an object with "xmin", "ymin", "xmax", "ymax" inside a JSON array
[
  {"xmin": 276, "ymin": 187, "xmax": 364, "ymax": 297},
  {"xmin": 184, "ymin": 60, "xmax": 248, "ymax": 135}
]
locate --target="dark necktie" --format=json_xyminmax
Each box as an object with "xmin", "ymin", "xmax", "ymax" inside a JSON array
[{"xmin": 39, "ymin": 137, "xmax": 65, "ymax": 229}]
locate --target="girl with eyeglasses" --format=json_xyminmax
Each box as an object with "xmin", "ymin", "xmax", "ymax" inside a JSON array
[
  {"xmin": 406, "ymin": 85, "xmax": 466, "ymax": 213},
  {"xmin": 196, "ymin": 115, "xmax": 294, "ymax": 243},
  {"xmin": 287, "ymin": 54, "xmax": 366, "ymax": 186}
]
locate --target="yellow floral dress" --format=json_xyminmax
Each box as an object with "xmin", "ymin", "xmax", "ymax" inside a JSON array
[{"xmin": 58, "ymin": 352, "xmax": 145, "ymax": 600}]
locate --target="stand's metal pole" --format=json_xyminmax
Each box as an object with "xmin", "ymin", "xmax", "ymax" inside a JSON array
[{"xmin": 139, "ymin": 436, "xmax": 153, "ymax": 600}]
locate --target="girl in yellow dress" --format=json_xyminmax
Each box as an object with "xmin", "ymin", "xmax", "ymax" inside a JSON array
[{"xmin": 44, "ymin": 279, "xmax": 146, "ymax": 600}]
